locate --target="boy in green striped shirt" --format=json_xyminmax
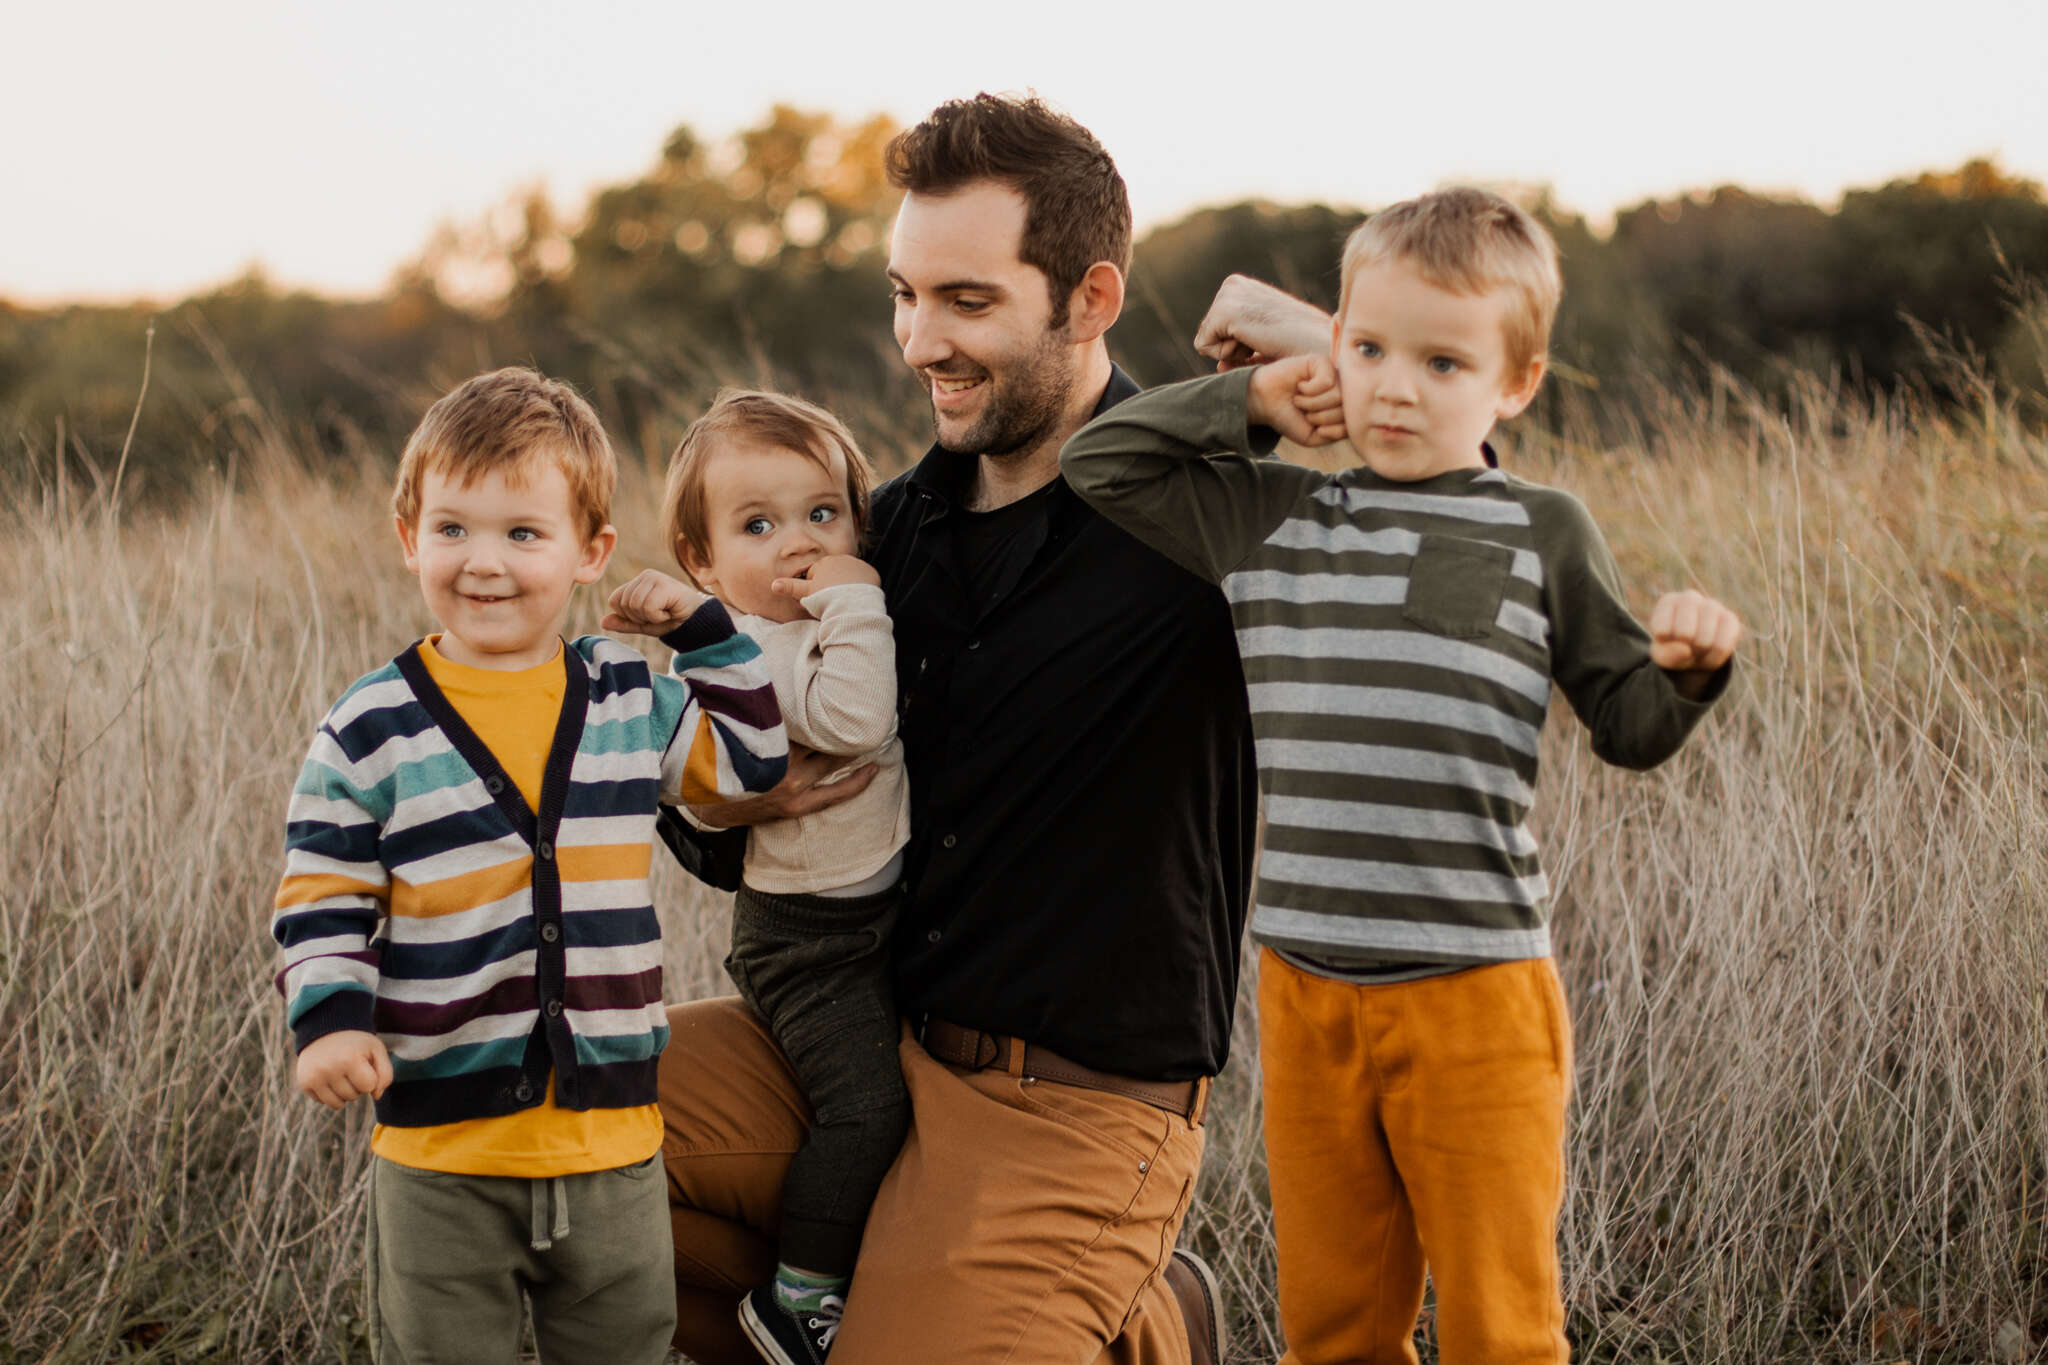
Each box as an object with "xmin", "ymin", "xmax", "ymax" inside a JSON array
[{"xmin": 1062, "ymin": 188, "xmax": 1740, "ymax": 1364}]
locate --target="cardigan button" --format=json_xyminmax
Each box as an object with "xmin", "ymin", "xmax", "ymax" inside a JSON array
[
  {"xmin": 546, "ymin": 999, "xmax": 563, "ymax": 1018},
  {"xmin": 537, "ymin": 841, "xmax": 554, "ymax": 861},
  {"xmin": 485, "ymin": 776, "xmax": 505, "ymax": 795},
  {"xmin": 513, "ymin": 1080, "xmax": 534, "ymax": 1103},
  {"xmin": 540, "ymin": 923, "xmax": 560, "ymax": 944}
]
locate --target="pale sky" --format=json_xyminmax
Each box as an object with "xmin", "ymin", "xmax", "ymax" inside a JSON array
[{"xmin": 7, "ymin": 0, "xmax": 2045, "ymax": 305}]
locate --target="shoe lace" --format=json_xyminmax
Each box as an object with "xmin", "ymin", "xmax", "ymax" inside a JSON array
[{"xmin": 805, "ymin": 1293, "xmax": 845, "ymax": 1350}]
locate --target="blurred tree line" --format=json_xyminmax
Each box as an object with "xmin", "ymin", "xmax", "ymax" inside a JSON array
[{"xmin": 5, "ymin": 105, "xmax": 2045, "ymax": 501}]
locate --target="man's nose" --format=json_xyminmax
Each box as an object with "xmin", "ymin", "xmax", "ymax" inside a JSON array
[{"xmin": 898, "ymin": 303, "xmax": 952, "ymax": 372}]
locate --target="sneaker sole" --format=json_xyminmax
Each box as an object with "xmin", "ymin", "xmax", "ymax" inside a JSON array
[{"xmin": 737, "ymin": 1294, "xmax": 807, "ymax": 1365}]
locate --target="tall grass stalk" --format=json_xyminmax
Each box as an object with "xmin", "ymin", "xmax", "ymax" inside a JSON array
[{"xmin": 3, "ymin": 371, "xmax": 2044, "ymax": 1362}]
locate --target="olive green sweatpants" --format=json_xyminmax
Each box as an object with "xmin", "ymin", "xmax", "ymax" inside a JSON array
[{"xmin": 365, "ymin": 1153, "xmax": 674, "ymax": 1364}]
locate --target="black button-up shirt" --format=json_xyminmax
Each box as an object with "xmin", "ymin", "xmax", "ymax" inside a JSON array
[{"xmin": 661, "ymin": 368, "xmax": 1256, "ymax": 1080}]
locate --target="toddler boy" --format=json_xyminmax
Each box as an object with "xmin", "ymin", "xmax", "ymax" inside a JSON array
[
  {"xmin": 1062, "ymin": 189, "xmax": 1741, "ymax": 1364},
  {"xmin": 271, "ymin": 367, "xmax": 787, "ymax": 1363},
  {"xmin": 604, "ymin": 389, "xmax": 910, "ymax": 1365}
]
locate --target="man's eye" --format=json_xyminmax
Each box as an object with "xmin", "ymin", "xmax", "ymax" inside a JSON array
[
  {"xmin": 954, "ymin": 298, "xmax": 989, "ymax": 314},
  {"xmin": 810, "ymin": 505, "xmax": 839, "ymax": 524},
  {"xmin": 744, "ymin": 517, "xmax": 772, "ymax": 536}
]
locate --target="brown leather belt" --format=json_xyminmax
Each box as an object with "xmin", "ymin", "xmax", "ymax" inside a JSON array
[{"xmin": 917, "ymin": 1016, "xmax": 1208, "ymax": 1124}]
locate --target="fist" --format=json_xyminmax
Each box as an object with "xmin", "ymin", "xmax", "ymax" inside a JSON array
[
  {"xmin": 1649, "ymin": 589, "xmax": 1742, "ymax": 682},
  {"xmin": 1248, "ymin": 355, "xmax": 1346, "ymax": 447},
  {"xmin": 773, "ymin": 554, "xmax": 880, "ymax": 601},
  {"xmin": 604, "ymin": 569, "xmax": 708, "ymax": 636},
  {"xmin": 296, "ymin": 1030, "xmax": 393, "ymax": 1111}
]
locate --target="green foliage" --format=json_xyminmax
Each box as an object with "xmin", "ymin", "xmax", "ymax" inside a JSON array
[{"xmin": 3, "ymin": 105, "xmax": 2045, "ymax": 496}]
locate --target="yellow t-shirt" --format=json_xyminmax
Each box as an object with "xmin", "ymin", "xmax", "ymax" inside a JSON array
[{"xmin": 369, "ymin": 635, "xmax": 664, "ymax": 1176}]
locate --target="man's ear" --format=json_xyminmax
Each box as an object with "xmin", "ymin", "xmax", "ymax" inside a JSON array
[
  {"xmin": 1497, "ymin": 357, "xmax": 1548, "ymax": 419},
  {"xmin": 576, "ymin": 523, "xmax": 618, "ymax": 585},
  {"xmin": 1064, "ymin": 261, "xmax": 1126, "ymax": 344},
  {"xmin": 396, "ymin": 515, "xmax": 420, "ymax": 572}
]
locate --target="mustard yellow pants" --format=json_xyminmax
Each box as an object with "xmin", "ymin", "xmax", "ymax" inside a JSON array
[{"xmin": 1258, "ymin": 947, "xmax": 1574, "ymax": 1365}]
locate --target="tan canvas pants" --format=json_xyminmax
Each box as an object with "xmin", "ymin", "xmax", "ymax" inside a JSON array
[{"xmin": 658, "ymin": 996, "xmax": 1204, "ymax": 1364}]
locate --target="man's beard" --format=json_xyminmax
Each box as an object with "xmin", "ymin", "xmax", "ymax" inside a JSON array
[{"xmin": 926, "ymin": 328, "xmax": 1076, "ymax": 459}]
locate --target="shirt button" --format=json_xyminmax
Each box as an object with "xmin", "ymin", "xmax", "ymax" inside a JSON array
[
  {"xmin": 546, "ymin": 999, "xmax": 563, "ymax": 1018},
  {"xmin": 485, "ymin": 776, "xmax": 505, "ymax": 795},
  {"xmin": 926, "ymin": 929, "xmax": 942, "ymax": 944},
  {"xmin": 537, "ymin": 841, "xmax": 554, "ymax": 861},
  {"xmin": 942, "ymin": 834, "xmax": 957, "ymax": 849},
  {"xmin": 540, "ymin": 923, "xmax": 560, "ymax": 944},
  {"xmin": 514, "ymin": 1080, "xmax": 535, "ymax": 1102}
]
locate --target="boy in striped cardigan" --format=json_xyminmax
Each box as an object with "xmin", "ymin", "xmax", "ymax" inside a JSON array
[
  {"xmin": 1063, "ymin": 191, "xmax": 1741, "ymax": 1364},
  {"xmin": 271, "ymin": 368, "xmax": 786, "ymax": 1364}
]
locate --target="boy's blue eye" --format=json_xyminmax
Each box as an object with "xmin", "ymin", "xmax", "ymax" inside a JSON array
[
  {"xmin": 437, "ymin": 523, "xmax": 465, "ymax": 539},
  {"xmin": 744, "ymin": 517, "xmax": 772, "ymax": 536},
  {"xmin": 1354, "ymin": 340, "xmax": 1381, "ymax": 359},
  {"xmin": 509, "ymin": 527, "xmax": 538, "ymax": 542},
  {"xmin": 1429, "ymin": 356, "xmax": 1460, "ymax": 374},
  {"xmin": 809, "ymin": 505, "xmax": 839, "ymax": 524}
]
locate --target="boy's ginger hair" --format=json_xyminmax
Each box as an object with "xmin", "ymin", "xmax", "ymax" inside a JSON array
[
  {"xmin": 393, "ymin": 367, "xmax": 616, "ymax": 541},
  {"xmin": 662, "ymin": 389, "xmax": 877, "ymax": 585},
  {"xmin": 1339, "ymin": 187, "xmax": 1562, "ymax": 379}
]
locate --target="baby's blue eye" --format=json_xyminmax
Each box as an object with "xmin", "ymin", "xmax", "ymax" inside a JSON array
[
  {"xmin": 809, "ymin": 505, "xmax": 839, "ymax": 525},
  {"xmin": 744, "ymin": 517, "xmax": 772, "ymax": 536}
]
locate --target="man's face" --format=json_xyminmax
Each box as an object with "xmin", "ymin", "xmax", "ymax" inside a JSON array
[{"xmin": 888, "ymin": 182, "xmax": 1077, "ymax": 458}]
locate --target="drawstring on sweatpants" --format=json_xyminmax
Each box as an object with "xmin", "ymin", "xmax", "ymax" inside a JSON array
[{"xmin": 528, "ymin": 1176, "xmax": 570, "ymax": 1251}]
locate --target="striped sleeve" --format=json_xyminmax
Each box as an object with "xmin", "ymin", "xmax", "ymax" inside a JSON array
[
  {"xmin": 652, "ymin": 598, "xmax": 788, "ymax": 803},
  {"xmin": 272, "ymin": 721, "xmax": 388, "ymax": 1052}
]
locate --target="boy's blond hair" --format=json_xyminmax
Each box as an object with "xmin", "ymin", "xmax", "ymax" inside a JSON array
[
  {"xmin": 1339, "ymin": 187, "xmax": 1562, "ymax": 379},
  {"xmin": 393, "ymin": 367, "xmax": 616, "ymax": 541},
  {"xmin": 662, "ymin": 389, "xmax": 877, "ymax": 585}
]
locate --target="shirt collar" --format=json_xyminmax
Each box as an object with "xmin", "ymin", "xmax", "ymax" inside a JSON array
[{"xmin": 906, "ymin": 364, "xmax": 1141, "ymax": 507}]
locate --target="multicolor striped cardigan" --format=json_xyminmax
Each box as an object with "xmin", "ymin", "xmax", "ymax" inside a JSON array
[{"xmin": 271, "ymin": 604, "xmax": 785, "ymax": 1126}]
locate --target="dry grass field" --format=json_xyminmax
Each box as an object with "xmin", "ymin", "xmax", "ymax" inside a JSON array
[{"xmin": 3, "ymin": 362, "xmax": 2044, "ymax": 1363}]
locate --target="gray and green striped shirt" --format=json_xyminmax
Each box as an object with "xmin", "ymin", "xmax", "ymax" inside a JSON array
[{"xmin": 1061, "ymin": 370, "xmax": 1724, "ymax": 983}]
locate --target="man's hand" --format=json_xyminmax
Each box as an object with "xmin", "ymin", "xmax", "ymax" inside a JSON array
[
  {"xmin": 603, "ymin": 569, "xmax": 709, "ymax": 636},
  {"xmin": 687, "ymin": 744, "xmax": 879, "ymax": 828},
  {"xmin": 773, "ymin": 554, "xmax": 881, "ymax": 603},
  {"xmin": 296, "ymin": 1029, "xmax": 393, "ymax": 1111},
  {"xmin": 1248, "ymin": 356, "xmax": 1346, "ymax": 447},
  {"xmin": 1649, "ymin": 589, "xmax": 1742, "ymax": 699},
  {"xmin": 1194, "ymin": 275, "xmax": 1335, "ymax": 370}
]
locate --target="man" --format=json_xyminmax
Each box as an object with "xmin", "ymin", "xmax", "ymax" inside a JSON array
[{"xmin": 655, "ymin": 93, "xmax": 1254, "ymax": 1365}]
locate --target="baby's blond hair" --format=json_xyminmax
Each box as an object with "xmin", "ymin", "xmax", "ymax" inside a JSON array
[{"xmin": 1339, "ymin": 187, "xmax": 1561, "ymax": 379}]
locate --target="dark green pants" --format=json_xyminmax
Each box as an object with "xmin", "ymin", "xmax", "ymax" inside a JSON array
[
  {"xmin": 365, "ymin": 1153, "xmax": 674, "ymax": 1364},
  {"xmin": 725, "ymin": 882, "xmax": 908, "ymax": 1276}
]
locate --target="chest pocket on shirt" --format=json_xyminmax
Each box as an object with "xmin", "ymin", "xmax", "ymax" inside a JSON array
[{"xmin": 1403, "ymin": 534, "xmax": 1514, "ymax": 639}]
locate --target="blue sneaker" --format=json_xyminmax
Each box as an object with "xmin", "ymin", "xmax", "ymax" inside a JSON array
[{"xmin": 739, "ymin": 1283, "xmax": 844, "ymax": 1365}]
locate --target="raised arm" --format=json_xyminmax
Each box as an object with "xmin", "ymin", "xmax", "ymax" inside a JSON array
[
  {"xmin": 1193, "ymin": 274, "xmax": 1336, "ymax": 370},
  {"xmin": 1060, "ymin": 367, "xmax": 1336, "ymax": 583},
  {"xmin": 649, "ymin": 597, "xmax": 789, "ymax": 803}
]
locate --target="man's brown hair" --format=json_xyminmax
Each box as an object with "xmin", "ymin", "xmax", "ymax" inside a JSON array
[
  {"xmin": 884, "ymin": 92, "xmax": 1131, "ymax": 328},
  {"xmin": 1338, "ymin": 187, "xmax": 1563, "ymax": 380},
  {"xmin": 662, "ymin": 389, "xmax": 876, "ymax": 585},
  {"xmin": 392, "ymin": 367, "xmax": 615, "ymax": 540}
]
